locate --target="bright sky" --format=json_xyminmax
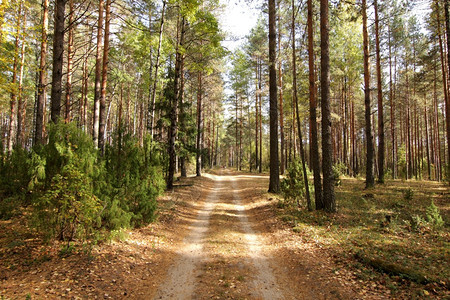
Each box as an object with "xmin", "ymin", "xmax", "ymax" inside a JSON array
[{"xmin": 219, "ymin": 0, "xmax": 262, "ymax": 52}]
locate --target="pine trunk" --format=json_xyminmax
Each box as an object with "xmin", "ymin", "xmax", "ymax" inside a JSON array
[
  {"xmin": 307, "ymin": 0, "xmax": 323, "ymax": 209},
  {"xmin": 320, "ymin": 0, "xmax": 336, "ymax": 211},
  {"xmin": 50, "ymin": 0, "xmax": 65, "ymax": 123},
  {"xmin": 374, "ymin": 0, "xmax": 384, "ymax": 183},
  {"xmin": 268, "ymin": 0, "xmax": 279, "ymax": 193},
  {"xmin": 99, "ymin": 0, "xmax": 111, "ymax": 153},
  {"xmin": 363, "ymin": 0, "xmax": 374, "ymax": 188},
  {"xmin": 93, "ymin": 0, "xmax": 103, "ymax": 146}
]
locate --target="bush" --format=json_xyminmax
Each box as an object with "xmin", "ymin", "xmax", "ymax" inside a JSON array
[
  {"xmin": 403, "ymin": 188, "xmax": 414, "ymax": 201},
  {"xmin": 425, "ymin": 201, "xmax": 444, "ymax": 229},
  {"xmin": 332, "ymin": 162, "xmax": 347, "ymax": 186},
  {"xmin": 281, "ymin": 160, "xmax": 305, "ymax": 207},
  {"xmin": 31, "ymin": 122, "xmax": 103, "ymax": 241},
  {"xmin": 103, "ymin": 133, "xmax": 164, "ymax": 228},
  {"xmin": 33, "ymin": 164, "xmax": 102, "ymax": 241}
]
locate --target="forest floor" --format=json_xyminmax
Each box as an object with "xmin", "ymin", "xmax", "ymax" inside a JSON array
[{"xmin": 0, "ymin": 169, "xmax": 448, "ymax": 299}]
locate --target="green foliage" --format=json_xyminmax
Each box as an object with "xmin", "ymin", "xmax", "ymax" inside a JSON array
[
  {"xmin": 281, "ymin": 160, "xmax": 305, "ymax": 207},
  {"xmin": 103, "ymin": 132, "xmax": 165, "ymax": 229},
  {"xmin": 0, "ymin": 122, "xmax": 165, "ymax": 242},
  {"xmin": 425, "ymin": 201, "xmax": 444, "ymax": 229},
  {"xmin": 402, "ymin": 188, "xmax": 414, "ymax": 201},
  {"xmin": 33, "ymin": 163, "xmax": 102, "ymax": 241},
  {"xmin": 31, "ymin": 122, "xmax": 103, "ymax": 241},
  {"xmin": 332, "ymin": 162, "xmax": 347, "ymax": 186}
]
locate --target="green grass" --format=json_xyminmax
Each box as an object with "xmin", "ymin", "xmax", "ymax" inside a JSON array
[{"xmin": 278, "ymin": 177, "xmax": 449, "ymax": 297}]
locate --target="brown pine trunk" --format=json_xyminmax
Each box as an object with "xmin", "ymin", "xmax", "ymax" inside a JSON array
[
  {"xmin": 320, "ymin": 0, "xmax": 335, "ymax": 211},
  {"xmin": 292, "ymin": 0, "xmax": 312, "ymax": 210},
  {"xmin": 255, "ymin": 60, "xmax": 259, "ymax": 171},
  {"xmin": 268, "ymin": 0, "xmax": 279, "ymax": 193},
  {"xmin": 307, "ymin": 0, "xmax": 323, "ymax": 208},
  {"xmin": 35, "ymin": 0, "xmax": 49, "ymax": 145},
  {"xmin": 259, "ymin": 60, "xmax": 263, "ymax": 173},
  {"xmin": 65, "ymin": 0, "xmax": 74, "ymax": 123},
  {"xmin": 278, "ymin": 4, "xmax": 285, "ymax": 175},
  {"xmin": 196, "ymin": 71, "xmax": 203, "ymax": 177},
  {"xmin": 16, "ymin": 10, "xmax": 26, "ymax": 148},
  {"xmin": 8, "ymin": 1, "xmax": 22, "ymax": 152},
  {"xmin": 374, "ymin": 0, "xmax": 384, "ymax": 183},
  {"xmin": 50, "ymin": 0, "xmax": 65, "ymax": 123},
  {"xmin": 99, "ymin": 0, "xmax": 111, "ymax": 153},
  {"xmin": 362, "ymin": 0, "xmax": 374, "ymax": 188},
  {"xmin": 444, "ymin": 0, "xmax": 450, "ymax": 170},
  {"xmin": 93, "ymin": 0, "xmax": 103, "ymax": 145},
  {"xmin": 150, "ymin": 1, "xmax": 166, "ymax": 138},
  {"xmin": 388, "ymin": 24, "xmax": 396, "ymax": 178}
]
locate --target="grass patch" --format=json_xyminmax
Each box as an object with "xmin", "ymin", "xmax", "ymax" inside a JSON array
[{"xmin": 278, "ymin": 178, "xmax": 449, "ymax": 297}]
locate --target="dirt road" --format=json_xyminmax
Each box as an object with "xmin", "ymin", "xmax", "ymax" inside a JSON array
[
  {"xmin": 154, "ymin": 172, "xmax": 356, "ymax": 299},
  {"xmin": 0, "ymin": 171, "xmax": 369, "ymax": 299}
]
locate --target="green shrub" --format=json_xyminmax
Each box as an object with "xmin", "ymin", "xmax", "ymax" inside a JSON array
[
  {"xmin": 425, "ymin": 201, "xmax": 444, "ymax": 229},
  {"xmin": 332, "ymin": 163, "xmax": 346, "ymax": 186},
  {"xmin": 403, "ymin": 188, "xmax": 414, "ymax": 201},
  {"xmin": 103, "ymin": 133, "xmax": 164, "ymax": 228},
  {"xmin": 0, "ymin": 146, "xmax": 31, "ymax": 198},
  {"xmin": 281, "ymin": 160, "xmax": 305, "ymax": 207},
  {"xmin": 31, "ymin": 122, "xmax": 104, "ymax": 241}
]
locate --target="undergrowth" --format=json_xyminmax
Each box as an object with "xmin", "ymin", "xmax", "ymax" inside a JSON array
[
  {"xmin": 0, "ymin": 122, "xmax": 165, "ymax": 244},
  {"xmin": 278, "ymin": 178, "xmax": 449, "ymax": 297}
]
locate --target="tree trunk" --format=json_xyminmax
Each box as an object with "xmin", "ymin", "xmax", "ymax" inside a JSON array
[
  {"xmin": 16, "ymin": 10, "xmax": 26, "ymax": 148},
  {"xmin": 268, "ymin": 0, "xmax": 279, "ymax": 193},
  {"xmin": 307, "ymin": 0, "xmax": 323, "ymax": 209},
  {"xmin": 362, "ymin": 0, "xmax": 374, "ymax": 188},
  {"xmin": 8, "ymin": 1, "xmax": 22, "ymax": 152},
  {"xmin": 150, "ymin": 1, "xmax": 166, "ymax": 138},
  {"xmin": 196, "ymin": 71, "xmax": 203, "ymax": 177},
  {"xmin": 320, "ymin": 0, "xmax": 336, "ymax": 211},
  {"xmin": 93, "ymin": 0, "xmax": 103, "ymax": 146},
  {"xmin": 255, "ymin": 61, "xmax": 259, "ymax": 171},
  {"xmin": 292, "ymin": 0, "xmax": 312, "ymax": 210},
  {"xmin": 374, "ymin": 0, "xmax": 384, "ymax": 183},
  {"xmin": 50, "ymin": 0, "xmax": 65, "ymax": 123},
  {"xmin": 35, "ymin": 0, "xmax": 49, "ymax": 145},
  {"xmin": 99, "ymin": 0, "xmax": 111, "ymax": 153},
  {"xmin": 442, "ymin": 0, "xmax": 450, "ymax": 173},
  {"xmin": 278, "ymin": 3, "xmax": 285, "ymax": 175},
  {"xmin": 64, "ymin": 0, "xmax": 74, "ymax": 123},
  {"xmin": 168, "ymin": 17, "xmax": 185, "ymax": 188}
]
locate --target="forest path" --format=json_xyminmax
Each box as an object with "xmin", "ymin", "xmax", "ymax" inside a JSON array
[{"xmin": 154, "ymin": 171, "xmax": 356, "ymax": 299}]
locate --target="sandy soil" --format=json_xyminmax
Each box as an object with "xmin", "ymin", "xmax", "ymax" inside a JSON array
[{"xmin": 1, "ymin": 170, "xmax": 387, "ymax": 299}]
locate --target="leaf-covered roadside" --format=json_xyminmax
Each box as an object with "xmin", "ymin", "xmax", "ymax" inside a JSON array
[{"xmin": 277, "ymin": 178, "xmax": 449, "ymax": 299}]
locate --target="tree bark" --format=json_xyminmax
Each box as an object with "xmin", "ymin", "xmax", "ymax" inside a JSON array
[
  {"xmin": 268, "ymin": 0, "xmax": 280, "ymax": 193},
  {"xmin": 8, "ymin": 1, "xmax": 22, "ymax": 152},
  {"xmin": 65, "ymin": 0, "xmax": 74, "ymax": 123},
  {"xmin": 35, "ymin": 0, "xmax": 49, "ymax": 145},
  {"xmin": 150, "ymin": 1, "xmax": 166, "ymax": 138},
  {"xmin": 442, "ymin": 0, "xmax": 450, "ymax": 173},
  {"xmin": 99, "ymin": 0, "xmax": 111, "ymax": 153},
  {"xmin": 93, "ymin": 0, "xmax": 103, "ymax": 146},
  {"xmin": 292, "ymin": 0, "xmax": 312, "ymax": 210},
  {"xmin": 50, "ymin": 0, "xmax": 66, "ymax": 123},
  {"xmin": 307, "ymin": 0, "xmax": 323, "ymax": 209},
  {"xmin": 16, "ymin": 10, "xmax": 26, "ymax": 148},
  {"xmin": 320, "ymin": 0, "xmax": 336, "ymax": 211},
  {"xmin": 168, "ymin": 17, "xmax": 185, "ymax": 188},
  {"xmin": 278, "ymin": 2, "xmax": 285, "ymax": 175},
  {"xmin": 362, "ymin": 0, "xmax": 374, "ymax": 188},
  {"xmin": 374, "ymin": 0, "xmax": 384, "ymax": 183},
  {"xmin": 196, "ymin": 71, "xmax": 203, "ymax": 177}
]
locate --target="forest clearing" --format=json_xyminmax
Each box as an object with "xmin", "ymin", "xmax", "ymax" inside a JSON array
[{"xmin": 1, "ymin": 0, "xmax": 450, "ymax": 298}]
